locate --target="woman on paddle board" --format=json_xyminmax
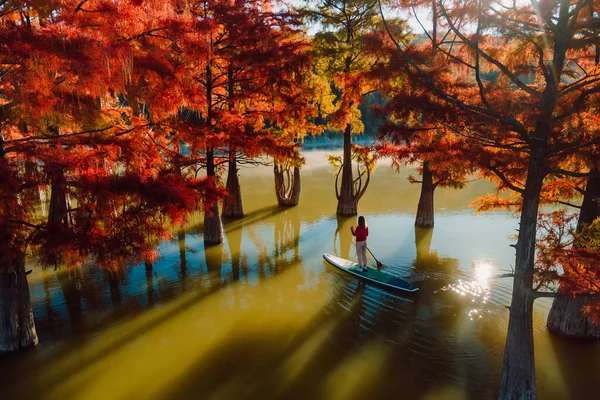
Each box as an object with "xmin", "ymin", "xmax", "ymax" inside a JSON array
[{"xmin": 350, "ymin": 216, "xmax": 369, "ymax": 271}]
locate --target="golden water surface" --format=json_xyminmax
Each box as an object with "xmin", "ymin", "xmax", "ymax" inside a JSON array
[{"xmin": 1, "ymin": 149, "xmax": 599, "ymax": 400}]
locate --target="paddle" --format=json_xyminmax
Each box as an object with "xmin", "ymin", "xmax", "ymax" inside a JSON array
[{"xmin": 367, "ymin": 247, "xmax": 383, "ymax": 269}]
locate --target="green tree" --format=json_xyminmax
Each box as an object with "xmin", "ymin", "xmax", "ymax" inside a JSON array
[{"xmin": 299, "ymin": 0, "xmax": 403, "ymax": 215}]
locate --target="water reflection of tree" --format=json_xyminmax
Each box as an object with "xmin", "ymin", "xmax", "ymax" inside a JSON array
[
  {"xmin": 55, "ymin": 266, "xmax": 84, "ymax": 335},
  {"xmin": 274, "ymin": 208, "xmax": 302, "ymax": 265},
  {"xmin": 333, "ymin": 215, "xmax": 353, "ymax": 261},
  {"xmin": 204, "ymin": 243, "xmax": 223, "ymax": 288},
  {"xmin": 145, "ymin": 260, "xmax": 155, "ymax": 308},
  {"xmin": 246, "ymin": 227, "xmax": 274, "ymax": 279},
  {"xmin": 225, "ymin": 227, "xmax": 248, "ymax": 285},
  {"xmin": 178, "ymin": 230, "xmax": 187, "ymax": 281},
  {"xmin": 103, "ymin": 268, "xmax": 124, "ymax": 310},
  {"xmin": 41, "ymin": 270, "xmax": 60, "ymax": 339}
]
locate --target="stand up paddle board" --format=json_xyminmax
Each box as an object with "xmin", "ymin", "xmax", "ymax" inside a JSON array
[{"xmin": 323, "ymin": 253, "xmax": 419, "ymax": 293}]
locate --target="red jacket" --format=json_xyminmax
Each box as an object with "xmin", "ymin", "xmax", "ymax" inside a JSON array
[{"xmin": 351, "ymin": 226, "xmax": 368, "ymax": 242}]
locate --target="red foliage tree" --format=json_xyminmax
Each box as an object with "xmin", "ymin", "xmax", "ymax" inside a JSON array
[
  {"xmin": 174, "ymin": 1, "xmax": 320, "ymax": 242},
  {"xmin": 0, "ymin": 0, "xmax": 221, "ymax": 352},
  {"xmin": 379, "ymin": 0, "xmax": 600, "ymax": 397}
]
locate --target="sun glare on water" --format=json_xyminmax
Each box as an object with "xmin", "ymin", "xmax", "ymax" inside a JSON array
[
  {"xmin": 441, "ymin": 260, "xmax": 496, "ymax": 320},
  {"xmin": 473, "ymin": 260, "xmax": 494, "ymax": 287}
]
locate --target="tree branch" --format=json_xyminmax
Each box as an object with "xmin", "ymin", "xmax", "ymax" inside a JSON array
[
  {"xmin": 7, "ymin": 219, "xmax": 42, "ymax": 230},
  {"xmin": 74, "ymin": 1, "xmax": 88, "ymax": 12},
  {"xmin": 491, "ymin": 273, "xmax": 516, "ymax": 279},
  {"xmin": 534, "ymin": 291, "xmax": 559, "ymax": 298},
  {"xmin": 439, "ymin": 3, "xmax": 541, "ymax": 99},
  {"xmin": 377, "ymin": 0, "xmax": 529, "ymax": 139},
  {"xmin": 557, "ymin": 201, "xmax": 581, "ymax": 209},
  {"xmin": 488, "ymin": 164, "xmax": 525, "ymax": 194},
  {"xmin": 549, "ymin": 168, "xmax": 590, "ymax": 178}
]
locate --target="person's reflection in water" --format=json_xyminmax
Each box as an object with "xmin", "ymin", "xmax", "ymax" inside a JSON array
[{"xmin": 334, "ymin": 215, "xmax": 353, "ymax": 261}]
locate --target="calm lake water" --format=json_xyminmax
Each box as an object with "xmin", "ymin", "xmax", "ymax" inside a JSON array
[{"xmin": 1, "ymin": 149, "xmax": 599, "ymax": 400}]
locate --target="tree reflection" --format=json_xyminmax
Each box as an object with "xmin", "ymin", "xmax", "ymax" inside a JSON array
[
  {"xmin": 225, "ymin": 227, "xmax": 248, "ymax": 285},
  {"xmin": 104, "ymin": 269, "xmax": 123, "ymax": 309},
  {"xmin": 204, "ymin": 243, "xmax": 223, "ymax": 288},
  {"xmin": 333, "ymin": 215, "xmax": 353, "ymax": 261},
  {"xmin": 55, "ymin": 266, "xmax": 84, "ymax": 335},
  {"xmin": 274, "ymin": 208, "xmax": 302, "ymax": 266},
  {"xmin": 145, "ymin": 260, "xmax": 155, "ymax": 308},
  {"xmin": 178, "ymin": 230, "xmax": 187, "ymax": 280}
]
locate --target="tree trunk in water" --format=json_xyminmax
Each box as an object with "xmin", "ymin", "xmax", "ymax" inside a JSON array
[
  {"xmin": 415, "ymin": 161, "xmax": 435, "ymax": 228},
  {"xmin": 415, "ymin": 226, "xmax": 433, "ymax": 266},
  {"xmin": 222, "ymin": 155, "xmax": 244, "ymax": 218},
  {"xmin": 337, "ymin": 124, "xmax": 357, "ymax": 216},
  {"xmin": 204, "ymin": 147, "xmax": 223, "ymax": 245},
  {"xmin": 547, "ymin": 167, "xmax": 600, "ymax": 338},
  {"xmin": 499, "ymin": 148, "xmax": 546, "ymax": 400},
  {"xmin": 274, "ymin": 164, "xmax": 301, "ymax": 207},
  {"xmin": 0, "ymin": 253, "xmax": 39, "ymax": 352}
]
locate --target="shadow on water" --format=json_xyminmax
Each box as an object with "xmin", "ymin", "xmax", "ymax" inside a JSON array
[
  {"xmin": 157, "ymin": 280, "xmax": 369, "ymax": 400},
  {"xmin": 0, "ymin": 204, "xmax": 312, "ymax": 400},
  {"xmin": 546, "ymin": 333, "xmax": 600, "ymax": 400},
  {"xmin": 158, "ymin": 221, "xmax": 493, "ymax": 400},
  {"xmin": 3, "ymin": 205, "xmax": 589, "ymax": 400}
]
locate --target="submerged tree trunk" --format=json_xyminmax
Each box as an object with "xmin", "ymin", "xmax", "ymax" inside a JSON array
[
  {"xmin": 0, "ymin": 134, "xmax": 38, "ymax": 352},
  {"xmin": 274, "ymin": 163, "xmax": 301, "ymax": 206},
  {"xmin": 415, "ymin": 226, "xmax": 433, "ymax": 266},
  {"xmin": 415, "ymin": 161, "xmax": 435, "ymax": 228},
  {"xmin": 337, "ymin": 124, "xmax": 357, "ymax": 216},
  {"xmin": 547, "ymin": 167, "xmax": 600, "ymax": 338},
  {"xmin": 0, "ymin": 252, "xmax": 39, "ymax": 352},
  {"xmin": 222, "ymin": 154, "xmax": 244, "ymax": 218},
  {"xmin": 499, "ymin": 147, "xmax": 546, "ymax": 400},
  {"xmin": 204, "ymin": 147, "xmax": 224, "ymax": 245}
]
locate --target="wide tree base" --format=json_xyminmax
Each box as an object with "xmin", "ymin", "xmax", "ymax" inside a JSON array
[
  {"xmin": 336, "ymin": 200, "xmax": 357, "ymax": 216},
  {"xmin": 415, "ymin": 220, "xmax": 434, "ymax": 229},
  {"xmin": 0, "ymin": 256, "xmax": 39, "ymax": 353},
  {"xmin": 274, "ymin": 165, "xmax": 301, "ymax": 207},
  {"xmin": 547, "ymin": 295, "xmax": 600, "ymax": 338}
]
